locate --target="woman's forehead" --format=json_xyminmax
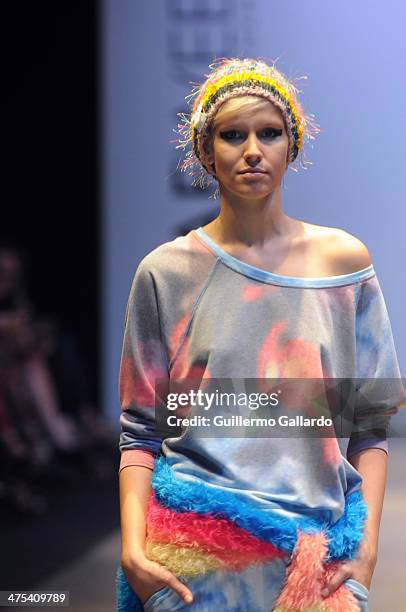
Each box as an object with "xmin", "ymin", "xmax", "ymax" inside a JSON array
[{"xmin": 215, "ymin": 103, "xmax": 285, "ymax": 128}]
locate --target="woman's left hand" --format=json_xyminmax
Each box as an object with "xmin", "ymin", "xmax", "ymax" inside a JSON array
[{"xmin": 321, "ymin": 540, "xmax": 377, "ymax": 597}]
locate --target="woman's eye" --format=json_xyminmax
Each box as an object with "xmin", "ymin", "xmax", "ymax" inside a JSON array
[
  {"xmin": 219, "ymin": 128, "xmax": 282, "ymax": 141},
  {"xmin": 220, "ymin": 130, "xmax": 242, "ymax": 140},
  {"xmin": 262, "ymin": 128, "xmax": 283, "ymax": 139}
]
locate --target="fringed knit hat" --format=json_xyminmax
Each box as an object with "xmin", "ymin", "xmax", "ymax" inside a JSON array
[{"xmin": 172, "ymin": 57, "xmax": 320, "ymax": 199}]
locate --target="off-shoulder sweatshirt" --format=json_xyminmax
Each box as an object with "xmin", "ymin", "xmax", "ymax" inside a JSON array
[{"xmin": 118, "ymin": 227, "xmax": 405, "ymax": 528}]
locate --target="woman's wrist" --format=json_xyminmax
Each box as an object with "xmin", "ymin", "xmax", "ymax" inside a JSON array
[{"xmin": 121, "ymin": 546, "xmax": 148, "ymax": 568}]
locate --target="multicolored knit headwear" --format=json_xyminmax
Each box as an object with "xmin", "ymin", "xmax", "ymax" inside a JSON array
[{"xmin": 173, "ymin": 57, "xmax": 320, "ymax": 198}]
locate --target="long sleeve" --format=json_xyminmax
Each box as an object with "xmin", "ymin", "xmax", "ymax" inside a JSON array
[
  {"xmin": 118, "ymin": 260, "xmax": 169, "ymax": 472},
  {"xmin": 347, "ymin": 274, "xmax": 406, "ymax": 458}
]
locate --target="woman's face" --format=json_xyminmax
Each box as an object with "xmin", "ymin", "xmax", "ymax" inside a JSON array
[{"xmin": 205, "ymin": 99, "xmax": 290, "ymax": 198}]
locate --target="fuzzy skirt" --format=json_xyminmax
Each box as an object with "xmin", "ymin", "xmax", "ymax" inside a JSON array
[
  {"xmin": 116, "ymin": 457, "xmax": 370, "ymax": 611},
  {"xmin": 116, "ymin": 502, "xmax": 371, "ymax": 612}
]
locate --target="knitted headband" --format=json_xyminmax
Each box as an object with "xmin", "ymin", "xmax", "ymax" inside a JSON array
[{"xmin": 173, "ymin": 57, "xmax": 320, "ymax": 198}]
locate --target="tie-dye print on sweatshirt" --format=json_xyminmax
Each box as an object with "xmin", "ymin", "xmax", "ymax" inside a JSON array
[{"xmin": 117, "ymin": 227, "xmax": 405, "ymax": 610}]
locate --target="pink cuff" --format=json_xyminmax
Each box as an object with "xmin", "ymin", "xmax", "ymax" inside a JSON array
[{"xmin": 119, "ymin": 449, "xmax": 155, "ymax": 472}]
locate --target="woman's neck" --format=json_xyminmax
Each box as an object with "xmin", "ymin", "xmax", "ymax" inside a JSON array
[{"xmin": 206, "ymin": 186, "xmax": 301, "ymax": 248}]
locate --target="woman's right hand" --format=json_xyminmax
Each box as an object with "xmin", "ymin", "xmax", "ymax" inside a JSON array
[{"xmin": 121, "ymin": 551, "xmax": 194, "ymax": 606}]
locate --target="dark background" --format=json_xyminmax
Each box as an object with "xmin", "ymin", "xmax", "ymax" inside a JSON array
[
  {"xmin": 1, "ymin": 1, "xmax": 120, "ymax": 590},
  {"xmin": 2, "ymin": 0, "xmax": 99, "ymax": 405}
]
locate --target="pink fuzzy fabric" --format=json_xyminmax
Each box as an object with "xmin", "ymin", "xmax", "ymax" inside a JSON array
[
  {"xmin": 274, "ymin": 531, "xmax": 360, "ymax": 612},
  {"xmin": 146, "ymin": 493, "xmax": 287, "ymax": 571}
]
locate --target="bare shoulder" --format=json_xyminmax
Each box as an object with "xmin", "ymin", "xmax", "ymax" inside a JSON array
[{"xmin": 303, "ymin": 222, "xmax": 372, "ymax": 275}]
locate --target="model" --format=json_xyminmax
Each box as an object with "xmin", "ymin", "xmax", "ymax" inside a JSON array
[{"xmin": 116, "ymin": 57, "xmax": 405, "ymax": 612}]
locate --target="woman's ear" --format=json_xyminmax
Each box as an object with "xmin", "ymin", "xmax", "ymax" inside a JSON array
[
  {"xmin": 202, "ymin": 136, "xmax": 216, "ymax": 177},
  {"xmin": 206, "ymin": 162, "xmax": 217, "ymax": 179},
  {"xmin": 203, "ymin": 136, "xmax": 214, "ymax": 164},
  {"xmin": 205, "ymin": 152, "xmax": 214, "ymax": 168}
]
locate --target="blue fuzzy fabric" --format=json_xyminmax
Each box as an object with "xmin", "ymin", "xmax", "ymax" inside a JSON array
[
  {"xmin": 115, "ymin": 565, "xmax": 144, "ymax": 612},
  {"xmin": 151, "ymin": 456, "xmax": 367, "ymax": 561},
  {"xmin": 326, "ymin": 489, "xmax": 368, "ymax": 560}
]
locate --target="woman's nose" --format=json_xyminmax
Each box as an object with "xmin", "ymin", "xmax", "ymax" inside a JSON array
[{"xmin": 243, "ymin": 133, "xmax": 262, "ymax": 161}]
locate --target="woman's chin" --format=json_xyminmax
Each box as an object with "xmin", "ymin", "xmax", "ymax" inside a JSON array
[{"xmin": 229, "ymin": 182, "xmax": 274, "ymax": 197}]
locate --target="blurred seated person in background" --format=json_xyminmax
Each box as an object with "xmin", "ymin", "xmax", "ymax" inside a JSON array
[{"xmin": 0, "ymin": 242, "xmax": 116, "ymax": 516}]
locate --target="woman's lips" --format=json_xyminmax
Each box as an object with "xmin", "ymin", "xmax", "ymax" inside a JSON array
[{"xmin": 238, "ymin": 171, "xmax": 267, "ymax": 178}]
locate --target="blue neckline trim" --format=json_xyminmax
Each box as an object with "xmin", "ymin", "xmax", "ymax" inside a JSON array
[{"xmin": 195, "ymin": 227, "xmax": 375, "ymax": 288}]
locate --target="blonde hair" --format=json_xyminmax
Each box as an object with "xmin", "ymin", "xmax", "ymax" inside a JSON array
[{"xmin": 214, "ymin": 96, "xmax": 276, "ymax": 132}]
